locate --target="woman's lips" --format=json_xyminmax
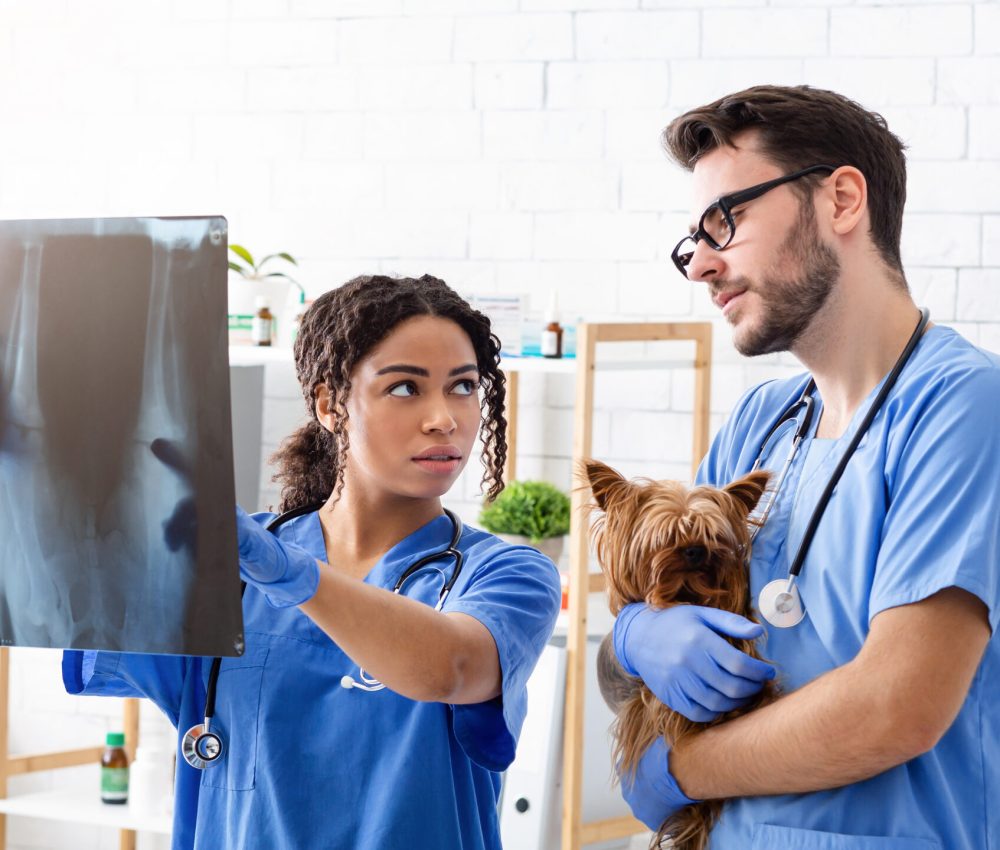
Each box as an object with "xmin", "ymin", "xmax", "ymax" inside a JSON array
[{"xmin": 412, "ymin": 457, "xmax": 462, "ymax": 475}]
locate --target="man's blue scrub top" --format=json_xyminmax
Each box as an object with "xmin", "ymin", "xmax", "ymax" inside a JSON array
[
  {"xmin": 63, "ymin": 511, "xmax": 561, "ymax": 850},
  {"xmin": 695, "ymin": 326, "xmax": 1000, "ymax": 850}
]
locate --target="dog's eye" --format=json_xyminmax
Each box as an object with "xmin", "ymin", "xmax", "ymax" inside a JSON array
[{"xmin": 682, "ymin": 545, "xmax": 707, "ymax": 567}]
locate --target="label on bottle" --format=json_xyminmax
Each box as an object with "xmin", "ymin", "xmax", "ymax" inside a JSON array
[
  {"xmin": 101, "ymin": 766, "xmax": 129, "ymax": 802},
  {"xmin": 251, "ymin": 317, "xmax": 273, "ymax": 345},
  {"xmin": 541, "ymin": 330, "xmax": 558, "ymax": 357}
]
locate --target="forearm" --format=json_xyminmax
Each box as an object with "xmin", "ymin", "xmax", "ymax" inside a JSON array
[
  {"xmin": 671, "ymin": 588, "xmax": 989, "ymax": 801},
  {"xmin": 670, "ymin": 658, "xmax": 920, "ymax": 800},
  {"xmin": 299, "ymin": 560, "xmax": 502, "ymax": 704}
]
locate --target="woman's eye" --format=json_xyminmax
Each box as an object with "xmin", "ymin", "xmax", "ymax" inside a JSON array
[
  {"xmin": 452, "ymin": 379, "xmax": 478, "ymax": 396},
  {"xmin": 388, "ymin": 382, "xmax": 417, "ymax": 397}
]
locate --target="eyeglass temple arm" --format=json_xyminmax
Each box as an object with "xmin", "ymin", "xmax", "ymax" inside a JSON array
[{"xmin": 723, "ymin": 164, "xmax": 838, "ymax": 210}]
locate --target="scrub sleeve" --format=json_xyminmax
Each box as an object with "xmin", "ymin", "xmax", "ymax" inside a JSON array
[{"xmin": 444, "ymin": 544, "xmax": 562, "ymax": 771}]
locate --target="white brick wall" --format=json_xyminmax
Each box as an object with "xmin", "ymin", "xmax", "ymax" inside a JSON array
[{"xmin": 4, "ymin": 2, "xmax": 1000, "ymax": 847}]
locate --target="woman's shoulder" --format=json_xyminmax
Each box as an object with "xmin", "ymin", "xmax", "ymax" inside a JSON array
[{"xmin": 460, "ymin": 525, "xmax": 560, "ymax": 578}]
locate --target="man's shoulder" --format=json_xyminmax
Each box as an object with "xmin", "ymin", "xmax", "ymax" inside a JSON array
[
  {"xmin": 901, "ymin": 326, "xmax": 1000, "ymax": 400},
  {"xmin": 730, "ymin": 373, "xmax": 812, "ymax": 428}
]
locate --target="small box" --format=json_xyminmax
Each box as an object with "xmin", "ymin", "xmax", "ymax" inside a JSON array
[{"xmin": 469, "ymin": 294, "xmax": 526, "ymax": 357}]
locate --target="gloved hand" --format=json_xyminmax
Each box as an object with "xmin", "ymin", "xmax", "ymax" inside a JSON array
[
  {"xmin": 620, "ymin": 737, "xmax": 697, "ymax": 831},
  {"xmin": 236, "ymin": 506, "xmax": 320, "ymax": 608},
  {"xmin": 613, "ymin": 603, "xmax": 775, "ymax": 723}
]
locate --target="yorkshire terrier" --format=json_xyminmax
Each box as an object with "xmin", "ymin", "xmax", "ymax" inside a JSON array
[{"xmin": 582, "ymin": 459, "xmax": 775, "ymax": 850}]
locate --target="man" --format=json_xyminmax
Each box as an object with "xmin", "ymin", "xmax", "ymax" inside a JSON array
[{"xmin": 605, "ymin": 85, "xmax": 1000, "ymax": 848}]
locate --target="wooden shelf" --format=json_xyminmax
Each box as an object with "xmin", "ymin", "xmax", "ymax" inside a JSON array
[{"xmin": 0, "ymin": 789, "xmax": 171, "ymax": 834}]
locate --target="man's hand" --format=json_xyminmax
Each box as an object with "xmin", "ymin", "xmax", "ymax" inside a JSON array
[
  {"xmin": 236, "ymin": 506, "xmax": 320, "ymax": 608},
  {"xmin": 613, "ymin": 603, "xmax": 775, "ymax": 722},
  {"xmin": 621, "ymin": 737, "xmax": 697, "ymax": 831}
]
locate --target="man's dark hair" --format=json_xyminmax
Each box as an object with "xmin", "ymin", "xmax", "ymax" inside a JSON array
[{"xmin": 664, "ymin": 85, "xmax": 907, "ymax": 275}]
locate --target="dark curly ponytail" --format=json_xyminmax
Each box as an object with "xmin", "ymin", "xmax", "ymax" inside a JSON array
[{"xmin": 270, "ymin": 274, "xmax": 507, "ymax": 512}]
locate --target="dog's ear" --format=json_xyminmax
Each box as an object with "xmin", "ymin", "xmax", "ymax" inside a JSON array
[
  {"xmin": 579, "ymin": 459, "xmax": 628, "ymax": 510},
  {"xmin": 723, "ymin": 470, "xmax": 771, "ymax": 516}
]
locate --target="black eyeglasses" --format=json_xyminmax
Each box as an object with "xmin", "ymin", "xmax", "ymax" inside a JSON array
[{"xmin": 671, "ymin": 164, "xmax": 837, "ymax": 279}]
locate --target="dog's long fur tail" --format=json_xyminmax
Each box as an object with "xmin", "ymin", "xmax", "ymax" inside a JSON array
[{"xmin": 654, "ymin": 800, "xmax": 723, "ymax": 850}]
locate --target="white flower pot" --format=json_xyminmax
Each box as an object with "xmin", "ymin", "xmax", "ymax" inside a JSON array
[
  {"xmin": 496, "ymin": 533, "xmax": 565, "ymax": 564},
  {"xmin": 227, "ymin": 275, "xmax": 299, "ymax": 346}
]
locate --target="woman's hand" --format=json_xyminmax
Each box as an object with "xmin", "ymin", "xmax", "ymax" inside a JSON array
[{"xmin": 236, "ymin": 506, "xmax": 320, "ymax": 608}]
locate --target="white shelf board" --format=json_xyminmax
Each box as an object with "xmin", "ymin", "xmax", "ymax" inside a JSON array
[
  {"xmin": 0, "ymin": 789, "xmax": 172, "ymax": 834},
  {"xmin": 228, "ymin": 347, "xmax": 690, "ymax": 374},
  {"xmin": 228, "ymin": 345, "xmax": 294, "ymax": 365}
]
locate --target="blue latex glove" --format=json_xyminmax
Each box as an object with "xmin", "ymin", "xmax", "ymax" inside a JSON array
[
  {"xmin": 236, "ymin": 506, "xmax": 320, "ymax": 608},
  {"xmin": 614, "ymin": 603, "xmax": 775, "ymax": 722},
  {"xmin": 621, "ymin": 737, "xmax": 697, "ymax": 831}
]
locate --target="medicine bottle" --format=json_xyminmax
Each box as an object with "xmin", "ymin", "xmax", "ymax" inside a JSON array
[
  {"xmin": 541, "ymin": 293, "xmax": 563, "ymax": 359},
  {"xmin": 252, "ymin": 297, "xmax": 274, "ymax": 347},
  {"xmin": 101, "ymin": 732, "xmax": 130, "ymax": 805}
]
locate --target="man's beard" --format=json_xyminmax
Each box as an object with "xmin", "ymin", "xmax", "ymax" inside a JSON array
[{"xmin": 730, "ymin": 205, "xmax": 840, "ymax": 358}]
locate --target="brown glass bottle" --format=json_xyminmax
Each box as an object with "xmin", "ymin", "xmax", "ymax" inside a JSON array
[
  {"xmin": 252, "ymin": 297, "xmax": 274, "ymax": 347},
  {"xmin": 101, "ymin": 732, "xmax": 130, "ymax": 804}
]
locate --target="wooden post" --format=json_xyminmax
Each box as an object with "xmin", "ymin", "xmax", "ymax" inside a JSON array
[
  {"xmin": 560, "ymin": 323, "xmax": 597, "ymax": 850},
  {"xmin": 502, "ymin": 368, "xmax": 520, "ymax": 487},
  {"xmin": 560, "ymin": 322, "xmax": 713, "ymax": 849},
  {"xmin": 0, "ymin": 647, "xmax": 9, "ymax": 850},
  {"xmin": 692, "ymin": 323, "xmax": 713, "ymax": 475}
]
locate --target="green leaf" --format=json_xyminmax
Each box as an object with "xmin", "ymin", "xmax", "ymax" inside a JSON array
[
  {"xmin": 262, "ymin": 272, "xmax": 297, "ymax": 282},
  {"xmin": 258, "ymin": 252, "xmax": 298, "ymax": 269},
  {"xmin": 478, "ymin": 480, "xmax": 570, "ymax": 544},
  {"xmin": 228, "ymin": 261, "xmax": 249, "ymax": 276},
  {"xmin": 229, "ymin": 244, "xmax": 254, "ymax": 268}
]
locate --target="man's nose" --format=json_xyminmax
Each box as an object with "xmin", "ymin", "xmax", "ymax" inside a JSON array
[{"xmin": 685, "ymin": 238, "xmax": 726, "ymax": 283}]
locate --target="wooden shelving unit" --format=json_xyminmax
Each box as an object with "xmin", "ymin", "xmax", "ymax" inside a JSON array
[
  {"xmin": 502, "ymin": 322, "xmax": 713, "ymax": 849},
  {"xmin": 0, "ymin": 648, "xmax": 167, "ymax": 850}
]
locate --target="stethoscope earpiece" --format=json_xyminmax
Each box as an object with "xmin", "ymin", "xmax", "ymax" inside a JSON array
[{"xmin": 340, "ymin": 674, "xmax": 384, "ymax": 692}]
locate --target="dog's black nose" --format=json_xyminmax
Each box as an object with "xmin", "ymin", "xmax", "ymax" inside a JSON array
[{"xmin": 682, "ymin": 545, "xmax": 707, "ymax": 567}]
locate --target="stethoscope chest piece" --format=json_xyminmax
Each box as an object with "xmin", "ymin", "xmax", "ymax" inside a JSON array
[
  {"xmin": 182, "ymin": 723, "xmax": 223, "ymax": 770},
  {"xmin": 758, "ymin": 578, "xmax": 806, "ymax": 628}
]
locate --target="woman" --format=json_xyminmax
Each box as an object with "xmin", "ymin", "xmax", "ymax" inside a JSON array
[{"xmin": 63, "ymin": 274, "xmax": 562, "ymax": 850}]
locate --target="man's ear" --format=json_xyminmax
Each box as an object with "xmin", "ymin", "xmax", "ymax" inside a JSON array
[
  {"xmin": 579, "ymin": 459, "xmax": 628, "ymax": 510},
  {"xmin": 827, "ymin": 165, "xmax": 867, "ymax": 238},
  {"xmin": 723, "ymin": 470, "xmax": 771, "ymax": 516},
  {"xmin": 314, "ymin": 384, "xmax": 336, "ymax": 433}
]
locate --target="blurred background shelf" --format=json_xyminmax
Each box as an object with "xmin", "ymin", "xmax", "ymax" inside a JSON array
[{"xmin": 0, "ymin": 788, "xmax": 170, "ymax": 835}]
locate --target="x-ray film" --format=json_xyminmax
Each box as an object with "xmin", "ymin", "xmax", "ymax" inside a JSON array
[{"xmin": 0, "ymin": 216, "xmax": 244, "ymax": 655}]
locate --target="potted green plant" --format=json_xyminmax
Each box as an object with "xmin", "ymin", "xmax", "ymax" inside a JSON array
[
  {"xmin": 478, "ymin": 480, "xmax": 571, "ymax": 563},
  {"xmin": 227, "ymin": 244, "xmax": 304, "ymax": 346}
]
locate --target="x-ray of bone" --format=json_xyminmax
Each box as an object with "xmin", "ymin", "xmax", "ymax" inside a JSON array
[{"xmin": 0, "ymin": 216, "xmax": 244, "ymax": 656}]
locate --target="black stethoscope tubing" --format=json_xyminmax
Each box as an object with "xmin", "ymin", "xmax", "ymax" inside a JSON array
[
  {"xmin": 189, "ymin": 505, "xmax": 464, "ymax": 769},
  {"xmin": 757, "ymin": 307, "xmax": 930, "ymax": 580}
]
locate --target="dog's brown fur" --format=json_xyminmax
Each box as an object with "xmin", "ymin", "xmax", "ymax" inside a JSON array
[{"xmin": 582, "ymin": 459, "xmax": 775, "ymax": 850}]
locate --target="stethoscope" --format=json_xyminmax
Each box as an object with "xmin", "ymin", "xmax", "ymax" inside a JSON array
[
  {"xmin": 181, "ymin": 505, "xmax": 465, "ymax": 770},
  {"xmin": 752, "ymin": 308, "xmax": 930, "ymax": 629}
]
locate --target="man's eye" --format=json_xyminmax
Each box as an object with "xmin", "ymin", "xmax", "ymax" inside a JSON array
[{"xmin": 388, "ymin": 382, "xmax": 417, "ymax": 397}]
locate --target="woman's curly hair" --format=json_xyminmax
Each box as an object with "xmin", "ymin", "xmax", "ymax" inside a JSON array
[{"xmin": 270, "ymin": 274, "xmax": 507, "ymax": 512}]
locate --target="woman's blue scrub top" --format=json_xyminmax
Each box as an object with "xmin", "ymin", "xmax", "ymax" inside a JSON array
[
  {"xmin": 696, "ymin": 326, "xmax": 1000, "ymax": 850},
  {"xmin": 63, "ymin": 512, "xmax": 561, "ymax": 850}
]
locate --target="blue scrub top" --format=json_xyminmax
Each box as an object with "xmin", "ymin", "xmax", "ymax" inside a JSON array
[
  {"xmin": 63, "ymin": 511, "xmax": 561, "ymax": 850},
  {"xmin": 696, "ymin": 326, "xmax": 1000, "ymax": 850}
]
